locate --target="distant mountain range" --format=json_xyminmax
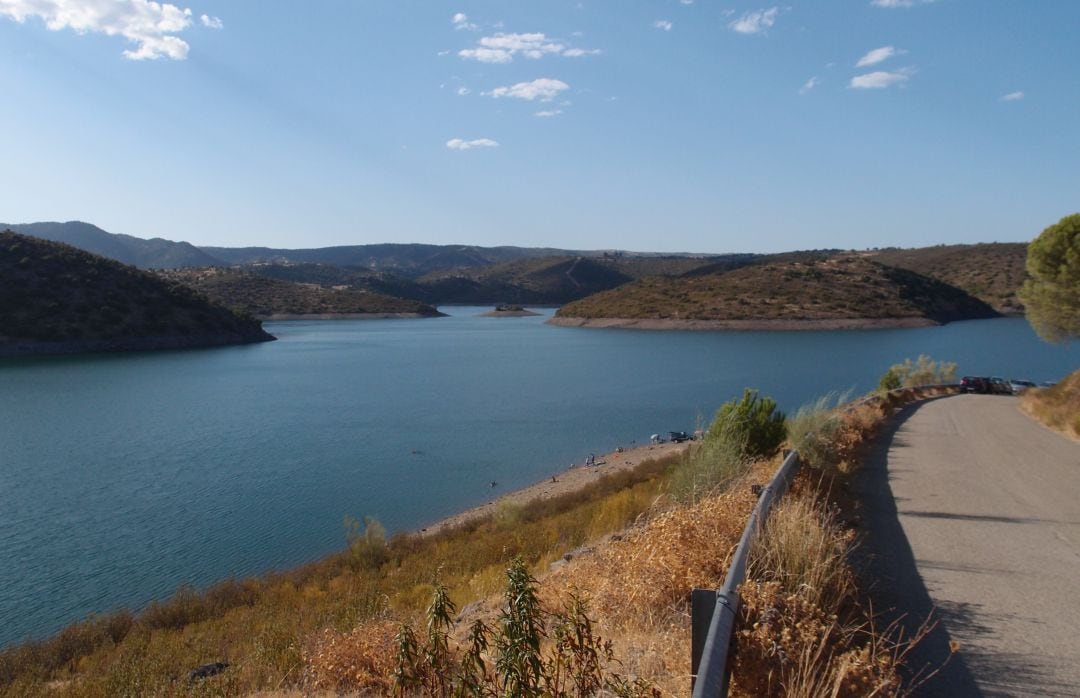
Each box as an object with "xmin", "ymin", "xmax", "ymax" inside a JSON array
[{"xmin": 0, "ymin": 221, "xmax": 222, "ymax": 269}]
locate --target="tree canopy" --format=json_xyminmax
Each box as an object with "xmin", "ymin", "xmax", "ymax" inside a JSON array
[{"xmin": 1020, "ymin": 213, "xmax": 1080, "ymax": 343}]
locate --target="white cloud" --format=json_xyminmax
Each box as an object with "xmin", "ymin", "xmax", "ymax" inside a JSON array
[
  {"xmin": 200, "ymin": 14, "xmax": 221, "ymax": 29},
  {"xmin": 457, "ymin": 86, "xmax": 471, "ymax": 96},
  {"xmin": 452, "ymin": 12, "xmax": 476, "ymax": 31},
  {"xmin": 459, "ymin": 32, "xmax": 597, "ymax": 62},
  {"xmin": 1001, "ymin": 91, "xmax": 1025, "ymax": 101},
  {"xmin": 535, "ymin": 109, "xmax": 563, "ymax": 117},
  {"xmin": 870, "ymin": 0, "xmax": 935, "ymax": 6},
  {"xmin": 562, "ymin": 47, "xmax": 600, "ymax": 57},
  {"xmin": 0, "ymin": 0, "xmax": 198, "ymax": 59},
  {"xmin": 446, "ymin": 138, "xmax": 499, "ymax": 150},
  {"xmin": 488, "ymin": 78, "xmax": 569, "ymax": 102},
  {"xmin": 850, "ymin": 69, "xmax": 912, "ymax": 89},
  {"xmin": 799, "ymin": 76, "xmax": 819, "ymax": 94},
  {"xmin": 856, "ymin": 46, "xmax": 900, "ymax": 67},
  {"xmin": 654, "ymin": 19, "xmax": 672, "ymax": 31},
  {"xmin": 680, "ymin": 0, "xmax": 694, "ymax": 4},
  {"xmin": 729, "ymin": 7, "xmax": 779, "ymax": 35}
]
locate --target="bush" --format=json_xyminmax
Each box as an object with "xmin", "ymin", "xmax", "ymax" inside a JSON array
[
  {"xmin": 885, "ymin": 355, "xmax": 957, "ymax": 388},
  {"xmin": 786, "ymin": 393, "xmax": 849, "ymax": 471},
  {"xmin": 708, "ymin": 389, "xmax": 787, "ymax": 460}
]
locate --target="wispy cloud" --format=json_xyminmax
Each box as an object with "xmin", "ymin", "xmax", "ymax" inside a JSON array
[
  {"xmin": 456, "ymin": 86, "xmax": 471, "ymax": 96},
  {"xmin": 459, "ymin": 32, "xmax": 597, "ymax": 63},
  {"xmin": 452, "ymin": 12, "xmax": 477, "ymax": 31},
  {"xmin": 729, "ymin": 7, "xmax": 780, "ymax": 35},
  {"xmin": 535, "ymin": 109, "xmax": 563, "ymax": 117},
  {"xmin": 850, "ymin": 69, "xmax": 912, "ymax": 89},
  {"xmin": 487, "ymin": 78, "xmax": 569, "ymax": 102},
  {"xmin": 856, "ymin": 46, "xmax": 901, "ymax": 67},
  {"xmin": 200, "ymin": 14, "xmax": 222, "ymax": 29},
  {"xmin": 680, "ymin": 0, "xmax": 694, "ymax": 4},
  {"xmin": 870, "ymin": 0, "xmax": 935, "ymax": 7},
  {"xmin": 0, "ymin": 0, "xmax": 198, "ymax": 60},
  {"xmin": 654, "ymin": 20, "xmax": 673, "ymax": 31},
  {"xmin": 1000, "ymin": 91, "xmax": 1025, "ymax": 101},
  {"xmin": 446, "ymin": 138, "xmax": 499, "ymax": 150},
  {"xmin": 799, "ymin": 76, "xmax": 819, "ymax": 95}
]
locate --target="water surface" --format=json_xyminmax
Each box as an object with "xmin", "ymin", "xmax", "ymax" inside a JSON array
[{"xmin": 1, "ymin": 309, "xmax": 1076, "ymax": 646}]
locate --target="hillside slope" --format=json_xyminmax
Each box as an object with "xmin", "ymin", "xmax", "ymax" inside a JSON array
[
  {"xmin": 554, "ymin": 255, "xmax": 999, "ymax": 329},
  {"xmin": 2, "ymin": 221, "xmax": 223, "ymax": 269},
  {"xmin": 870, "ymin": 243, "xmax": 1027, "ymax": 313},
  {"xmin": 0, "ymin": 231, "xmax": 273, "ymax": 356},
  {"xmin": 158, "ymin": 268, "xmax": 444, "ymax": 319}
]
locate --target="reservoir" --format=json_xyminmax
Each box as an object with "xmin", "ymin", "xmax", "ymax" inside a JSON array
[{"xmin": 1, "ymin": 309, "xmax": 1077, "ymax": 647}]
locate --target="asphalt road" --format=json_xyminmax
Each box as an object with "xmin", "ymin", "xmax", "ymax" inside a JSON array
[{"xmin": 856, "ymin": 394, "xmax": 1080, "ymax": 697}]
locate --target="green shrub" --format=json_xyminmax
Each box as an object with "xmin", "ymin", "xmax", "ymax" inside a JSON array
[
  {"xmin": 669, "ymin": 419, "xmax": 749, "ymax": 504},
  {"xmin": 787, "ymin": 392, "xmax": 849, "ymax": 470},
  {"xmin": 878, "ymin": 367, "xmax": 901, "ymax": 392},
  {"xmin": 707, "ymin": 389, "xmax": 786, "ymax": 459},
  {"xmin": 885, "ymin": 355, "xmax": 957, "ymax": 388}
]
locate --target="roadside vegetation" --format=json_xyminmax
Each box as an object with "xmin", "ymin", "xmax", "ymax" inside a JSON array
[
  {"xmin": 877, "ymin": 355, "xmax": 957, "ymax": 392},
  {"xmin": 1, "ymin": 379, "xmax": 956, "ymax": 696},
  {"xmin": 1021, "ymin": 370, "xmax": 1080, "ymax": 439}
]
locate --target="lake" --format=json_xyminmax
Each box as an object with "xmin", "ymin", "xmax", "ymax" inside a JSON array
[{"xmin": 1, "ymin": 309, "xmax": 1077, "ymax": 647}]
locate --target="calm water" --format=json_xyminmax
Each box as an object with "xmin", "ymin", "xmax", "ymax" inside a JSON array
[{"xmin": 2, "ymin": 309, "xmax": 1078, "ymax": 647}]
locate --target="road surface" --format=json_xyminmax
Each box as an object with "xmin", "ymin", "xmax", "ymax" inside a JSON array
[{"xmin": 856, "ymin": 394, "xmax": 1080, "ymax": 697}]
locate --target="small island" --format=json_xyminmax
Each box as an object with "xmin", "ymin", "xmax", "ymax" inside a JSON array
[{"xmin": 479, "ymin": 304, "xmax": 542, "ymax": 317}]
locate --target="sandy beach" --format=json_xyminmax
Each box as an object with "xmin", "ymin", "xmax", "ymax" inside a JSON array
[{"xmin": 418, "ymin": 440, "xmax": 691, "ymax": 537}]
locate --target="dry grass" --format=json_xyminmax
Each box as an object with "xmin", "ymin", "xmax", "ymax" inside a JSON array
[{"xmin": 1020, "ymin": 369, "xmax": 1080, "ymax": 438}]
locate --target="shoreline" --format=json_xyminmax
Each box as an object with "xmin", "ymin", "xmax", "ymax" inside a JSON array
[
  {"xmin": 417, "ymin": 440, "xmax": 690, "ymax": 537},
  {"xmin": 546, "ymin": 316, "xmax": 939, "ymax": 331}
]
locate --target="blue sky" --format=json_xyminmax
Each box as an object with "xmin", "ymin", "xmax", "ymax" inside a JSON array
[{"xmin": 1, "ymin": 1, "xmax": 1077, "ymax": 253}]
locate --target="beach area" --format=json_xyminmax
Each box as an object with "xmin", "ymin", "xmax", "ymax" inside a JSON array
[{"xmin": 418, "ymin": 440, "xmax": 691, "ymax": 537}]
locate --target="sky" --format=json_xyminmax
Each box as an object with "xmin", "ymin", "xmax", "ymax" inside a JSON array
[{"xmin": 1, "ymin": 1, "xmax": 1078, "ymax": 253}]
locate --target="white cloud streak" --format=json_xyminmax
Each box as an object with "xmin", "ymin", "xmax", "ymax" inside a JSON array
[
  {"xmin": 200, "ymin": 14, "xmax": 221, "ymax": 29},
  {"xmin": 799, "ymin": 76, "xmax": 819, "ymax": 94},
  {"xmin": 856, "ymin": 46, "xmax": 899, "ymax": 67},
  {"xmin": 446, "ymin": 138, "xmax": 499, "ymax": 150},
  {"xmin": 487, "ymin": 78, "xmax": 569, "ymax": 102},
  {"xmin": 459, "ymin": 32, "xmax": 597, "ymax": 63},
  {"xmin": 654, "ymin": 19, "xmax": 672, "ymax": 31},
  {"xmin": 850, "ymin": 69, "xmax": 912, "ymax": 89},
  {"xmin": 535, "ymin": 109, "xmax": 562, "ymax": 117},
  {"xmin": 0, "ymin": 0, "xmax": 199, "ymax": 60},
  {"xmin": 1001, "ymin": 91, "xmax": 1025, "ymax": 101},
  {"xmin": 729, "ymin": 7, "xmax": 779, "ymax": 35},
  {"xmin": 870, "ymin": 0, "xmax": 935, "ymax": 6}
]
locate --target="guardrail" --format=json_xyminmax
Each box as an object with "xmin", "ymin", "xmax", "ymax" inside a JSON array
[
  {"xmin": 689, "ymin": 383, "xmax": 959, "ymax": 696},
  {"xmin": 689, "ymin": 448, "xmax": 801, "ymax": 697}
]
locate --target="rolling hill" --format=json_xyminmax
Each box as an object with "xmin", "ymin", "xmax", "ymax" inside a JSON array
[
  {"xmin": 554, "ymin": 255, "xmax": 999, "ymax": 329},
  {"xmin": 869, "ymin": 243, "xmax": 1028, "ymax": 313},
  {"xmin": 157, "ymin": 268, "xmax": 444, "ymax": 319},
  {"xmin": 0, "ymin": 221, "xmax": 223, "ymax": 269},
  {"xmin": 0, "ymin": 231, "xmax": 273, "ymax": 356}
]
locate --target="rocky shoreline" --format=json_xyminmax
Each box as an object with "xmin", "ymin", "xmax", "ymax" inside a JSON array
[{"xmin": 546, "ymin": 316, "xmax": 939, "ymax": 331}]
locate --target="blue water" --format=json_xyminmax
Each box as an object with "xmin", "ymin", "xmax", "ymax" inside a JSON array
[{"xmin": 1, "ymin": 309, "xmax": 1077, "ymax": 647}]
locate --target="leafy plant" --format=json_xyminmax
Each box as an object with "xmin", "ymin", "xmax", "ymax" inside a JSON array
[
  {"xmin": 884, "ymin": 355, "xmax": 957, "ymax": 388},
  {"xmin": 708, "ymin": 389, "xmax": 787, "ymax": 459}
]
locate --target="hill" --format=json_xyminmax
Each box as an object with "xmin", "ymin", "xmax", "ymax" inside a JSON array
[
  {"xmin": 199, "ymin": 242, "xmax": 580, "ymax": 278},
  {"xmin": 157, "ymin": 268, "xmax": 444, "ymax": 319},
  {"xmin": 1, "ymin": 221, "xmax": 224, "ymax": 269},
  {"xmin": 869, "ymin": 243, "xmax": 1027, "ymax": 313},
  {"xmin": 554, "ymin": 255, "xmax": 999, "ymax": 329},
  {"xmin": 419, "ymin": 256, "xmax": 636, "ymax": 305},
  {"xmin": 0, "ymin": 231, "xmax": 273, "ymax": 356}
]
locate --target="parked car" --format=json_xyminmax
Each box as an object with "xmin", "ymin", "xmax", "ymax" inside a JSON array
[
  {"xmin": 988, "ymin": 377, "xmax": 1012, "ymax": 394},
  {"xmin": 1008, "ymin": 379, "xmax": 1036, "ymax": 395},
  {"xmin": 960, "ymin": 376, "xmax": 990, "ymax": 394},
  {"xmin": 668, "ymin": 431, "xmax": 692, "ymax": 443}
]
